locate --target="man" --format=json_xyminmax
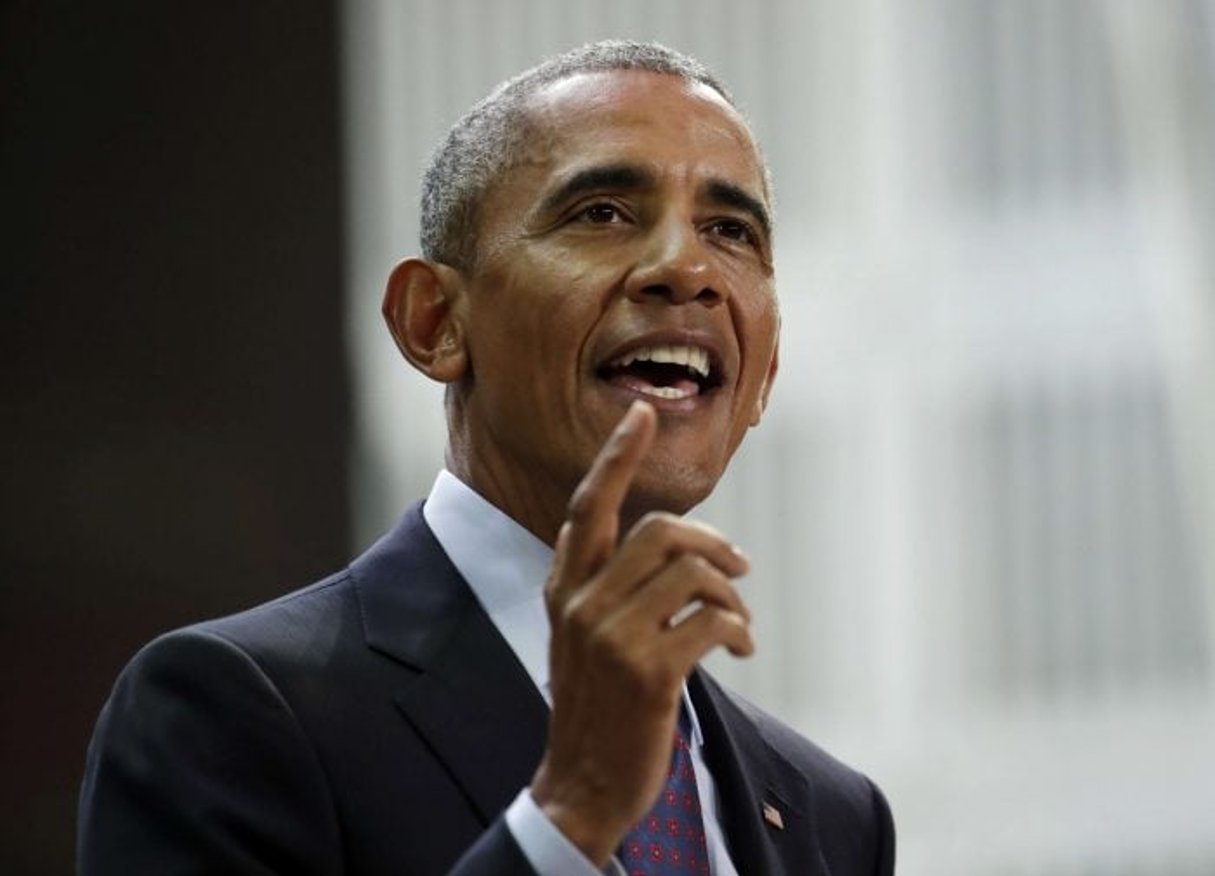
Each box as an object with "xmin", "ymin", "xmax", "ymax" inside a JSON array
[{"xmin": 79, "ymin": 41, "xmax": 894, "ymax": 875}]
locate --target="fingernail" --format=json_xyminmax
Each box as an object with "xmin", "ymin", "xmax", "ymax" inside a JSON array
[{"xmin": 618, "ymin": 400, "xmax": 649, "ymax": 434}]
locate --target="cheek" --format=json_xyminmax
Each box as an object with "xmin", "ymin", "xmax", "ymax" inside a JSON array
[
  {"xmin": 472, "ymin": 311, "xmax": 552, "ymax": 394},
  {"xmin": 759, "ymin": 308, "xmax": 780, "ymax": 367},
  {"xmin": 737, "ymin": 290, "xmax": 779, "ymax": 365},
  {"xmin": 466, "ymin": 273, "xmax": 594, "ymax": 402},
  {"xmin": 732, "ymin": 297, "xmax": 779, "ymax": 424},
  {"xmin": 508, "ymin": 255, "xmax": 613, "ymax": 361}
]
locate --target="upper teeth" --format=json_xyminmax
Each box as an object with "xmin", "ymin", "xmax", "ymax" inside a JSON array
[{"xmin": 610, "ymin": 345, "xmax": 711, "ymax": 379}]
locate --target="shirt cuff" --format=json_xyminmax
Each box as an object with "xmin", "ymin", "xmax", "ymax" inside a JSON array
[{"xmin": 504, "ymin": 789, "xmax": 626, "ymax": 876}]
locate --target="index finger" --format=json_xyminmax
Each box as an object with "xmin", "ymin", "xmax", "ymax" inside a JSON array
[{"xmin": 557, "ymin": 400, "xmax": 657, "ymax": 584}]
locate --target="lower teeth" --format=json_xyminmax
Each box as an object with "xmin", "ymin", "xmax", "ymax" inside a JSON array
[{"xmin": 641, "ymin": 385, "xmax": 692, "ymax": 400}]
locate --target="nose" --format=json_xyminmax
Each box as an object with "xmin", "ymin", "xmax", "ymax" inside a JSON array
[{"xmin": 624, "ymin": 217, "xmax": 724, "ymax": 307}]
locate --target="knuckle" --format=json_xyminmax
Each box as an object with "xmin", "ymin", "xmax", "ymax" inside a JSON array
[
  {"xmin": 706, "ymin": 608, "xmax": 733, "ymax": 633},
  {"xmin": 626, "ymin": 659, "xmax": 677, "ymax": 703},
  {"xmin": 673, "ymin": 552, "xmax": 711, "ymax": 577},
  {"xmin": 672, "ymin": 554, "xmax": 726, "ymax": 595},
  {"xmin": 566, "ymin": 485, "xmax": 596, "ymax": 525},
  {"xmin": 561, "ymin": 593, "xmax": 598, "ymax": 634},
  {"xmin": 692, "ymin": 611, "xmax": 726, "ymax": 643},
  {"xmin": 708, "ymin": 606, "xmax": 745, "ymax": 638},
  {"xmin": 634, "ymin": 511, "xmax": 679, "ymax": 544},
  {"xmin": 686, "ymin": 518, "xmax": 726, "ymax": 542}
]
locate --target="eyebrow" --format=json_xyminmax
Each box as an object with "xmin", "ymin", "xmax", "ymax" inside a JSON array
[
  {"xmin": 703, "ymin": 179, "xmax": 772, "ymax": 242},
  {"xmin": 538, "ymin": 164, "xmax": 656, "ymax": 215},
  {"xmin": 537, "ymin": 162, "xmax": 772, "ymax": 242}
]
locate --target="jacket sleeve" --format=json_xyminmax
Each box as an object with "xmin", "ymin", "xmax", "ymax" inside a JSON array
[
  {"xmin": 77, "ymin": 628, "xmax": 538, "ymax": 876},
  {"xmin": 868, "ymin": 778, "xmax": 896, "ymax": 876}
]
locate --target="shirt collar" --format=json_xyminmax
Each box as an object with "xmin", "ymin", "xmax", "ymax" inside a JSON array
[
  {"xmin": 423, "ymin": 469, "xmax": 554, "ymax": 696},
  {"xmin": 421, "ymin": 469, "xmax": 704, "ymax": 747}
]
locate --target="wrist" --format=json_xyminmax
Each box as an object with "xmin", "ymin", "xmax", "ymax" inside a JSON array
[{"xmin": 531, "ymin": 764, "xmax": 629, "ymax": 867}]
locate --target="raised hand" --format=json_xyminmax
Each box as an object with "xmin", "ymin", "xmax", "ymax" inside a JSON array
[{"xmin": 530, "ymin": 400, "xmax": 754, "ymax": 866}]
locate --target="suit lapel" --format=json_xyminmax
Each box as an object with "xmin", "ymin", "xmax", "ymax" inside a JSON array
[
  {"xmin": 347, "ymin": 505, "xmax": 832, "ymax": 869},
  {"xmin": 351, "ymin": 503, "xmax": 550, "ymax": 824},
  {"xmin": 690, "ymin": 670, "xmax": 829, "ymax": 876}
]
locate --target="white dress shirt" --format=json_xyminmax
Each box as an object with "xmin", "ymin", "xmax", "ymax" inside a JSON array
[{"xmin": 423, "ymin": 470, "xmax": 740, "ymax": 876}]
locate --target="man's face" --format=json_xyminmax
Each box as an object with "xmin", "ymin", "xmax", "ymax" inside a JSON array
[{"xmin": 454, "ymin": 70, "xmax": 779, "ymax": 529}]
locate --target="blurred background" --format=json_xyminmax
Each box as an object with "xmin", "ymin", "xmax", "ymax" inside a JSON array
[{"xmin": 4, "ymin": 1, "xmax": 1213, "ymax": 874}]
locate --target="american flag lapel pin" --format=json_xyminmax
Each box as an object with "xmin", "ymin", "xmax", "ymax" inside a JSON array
[{"xmin": 762, "ymin": 800, "xmax": 784, "ymax": 830}]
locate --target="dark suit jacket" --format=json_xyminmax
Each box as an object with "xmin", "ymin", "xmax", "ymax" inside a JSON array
[{"xmin": 79, "ymin": 503, "xmax": 895, "ymax": 875}]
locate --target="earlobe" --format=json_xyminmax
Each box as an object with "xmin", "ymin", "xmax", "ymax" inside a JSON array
[{"xmin": 382, "ymin": 258, "xmax": 468, "ymax": 383}]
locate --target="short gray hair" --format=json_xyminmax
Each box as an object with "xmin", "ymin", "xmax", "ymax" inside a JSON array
[{"xmin": 419, "ymin": 40, "xmax": 744, "ymax": 271}]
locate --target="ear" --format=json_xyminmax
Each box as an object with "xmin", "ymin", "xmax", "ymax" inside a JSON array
[
  {"xmin": 750, "ymin": 335, "xmax": 780, "ymax": 427},
  {"xmin": 382, "ymin": 258, "xmax": 468, "ymax": 384}
]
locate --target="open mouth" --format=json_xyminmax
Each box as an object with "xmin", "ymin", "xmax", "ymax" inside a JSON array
[{"xmin": 597, "ymin": 344, "xmax": 722, "ymax": 401}]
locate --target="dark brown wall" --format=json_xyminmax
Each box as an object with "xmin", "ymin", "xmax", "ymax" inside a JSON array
[{"xmin": 0, "ymin": 3, "xmax": 349, "ymax": 872}]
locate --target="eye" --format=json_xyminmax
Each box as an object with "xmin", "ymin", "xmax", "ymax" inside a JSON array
[
  {"xmin": 708, "ymin": 217, "xmax": 758, "ymax": 245},
  {"xmin": 576, "ymin": 202, "xmax": 628, "ymax": 224}
]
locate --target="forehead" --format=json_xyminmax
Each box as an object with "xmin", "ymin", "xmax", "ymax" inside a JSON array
[{"xmin": 509, "ymin": 69, "xmax": 768, "ymax": 201}]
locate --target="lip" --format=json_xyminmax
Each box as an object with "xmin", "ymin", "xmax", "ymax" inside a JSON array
[{"xmin": 592, "ymin": 327, "xmax": 732, "ymax": 411}]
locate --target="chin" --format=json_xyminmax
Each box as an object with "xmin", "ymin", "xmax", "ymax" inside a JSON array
[{"xmin": 624, "ymin": 456, "xmax": 722, "ymax": 521}]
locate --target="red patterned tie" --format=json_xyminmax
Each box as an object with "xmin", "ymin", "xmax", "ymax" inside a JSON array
[{"xmin": 618, "ymin": 709, "xmax": 710, "ymax": 875}]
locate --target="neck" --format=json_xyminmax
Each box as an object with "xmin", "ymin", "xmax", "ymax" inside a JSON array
[{"xmin": 445, "ymin": 439, "xmax": 571, "ymax": 549}]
